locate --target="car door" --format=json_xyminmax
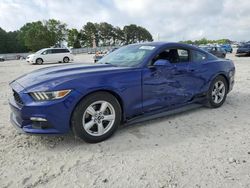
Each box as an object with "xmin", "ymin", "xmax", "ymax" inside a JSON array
[
  {"xmin": 41, "ymin": 49, "xmax": 53, "ymax": 63},
  {"xmin": 142, "ymin": 48, "xmax": 194, "ymax": 112},
  {"xmin": 51, "ymin": 49, "xmax": 60, "ymax": 63},
  {"xmin": 185, "ymin": 50, "xmax": 209, "ymax": 97}
]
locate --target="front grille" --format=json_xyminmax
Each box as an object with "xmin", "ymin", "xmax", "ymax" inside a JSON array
[{"xmin": 13, "ymin": 90, "xmax": 24, "ymax": 105}]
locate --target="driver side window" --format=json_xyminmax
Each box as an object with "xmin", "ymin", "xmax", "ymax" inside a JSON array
[{"xmin": 151, "ymin": 48, "xmax": 190, "ymax": 65}]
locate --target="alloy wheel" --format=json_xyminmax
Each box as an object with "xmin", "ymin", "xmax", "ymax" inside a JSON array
[
  {"xmin": 212, "ymin": 80, "xmax": 226, "ymax": 104},
  {"xmin": 82, "ymin": 100, "xmax": 116, "ymax": 136}
]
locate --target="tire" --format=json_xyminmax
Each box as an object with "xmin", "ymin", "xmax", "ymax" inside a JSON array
[
  {"xmin": 63, "ymin": 57, "xmax": 70, "ymax": 63},
  {"xmin": 206, "ymin": 75, "xmax": 228, "ymax": 108},
  {"xmin": 71, "ymin": 92, "xmax": 122, "ymax": 143},
  {"xmin": 36, "ymin": 58, "xmax": 43, "ymax": 65}
]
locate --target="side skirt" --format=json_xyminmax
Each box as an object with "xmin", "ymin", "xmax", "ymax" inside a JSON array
[{"xmin": 124, "ymin": 95, "xmax": 207, "ymax": 126}]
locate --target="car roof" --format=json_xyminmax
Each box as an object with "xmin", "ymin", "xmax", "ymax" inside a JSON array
[{"xmin": 129, "ymin": 41, "xmax": 202, "ymax": 50}]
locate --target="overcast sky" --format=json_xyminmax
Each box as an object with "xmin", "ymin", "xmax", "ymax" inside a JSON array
[{"xmin": 0, "ymin": 0, "xmax": 249, "ymax": 41}]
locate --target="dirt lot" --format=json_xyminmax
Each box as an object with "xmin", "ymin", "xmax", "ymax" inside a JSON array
[{"xmin": 0, "ymin": 53, "xmax": 250, "ymax": 188}]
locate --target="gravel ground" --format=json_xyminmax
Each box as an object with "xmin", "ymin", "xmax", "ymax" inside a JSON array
[{"xmin": 0, "ymin": 53, "xmax": 250, "ymax": 188}]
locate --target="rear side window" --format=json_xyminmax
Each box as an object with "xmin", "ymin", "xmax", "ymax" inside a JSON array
[
  {"xmin": 52, "ymin": 49, "xmax": 70, "ymax": 53},
  {"xmin": 59, "ymin": 49, "xmax": 69, "ymax": 53},
  {"xmin": 192, "ymin": 50, "xmax": 206, "ymax": 62},
  {"xmin": 177, "ymin": 49, "xmax": 189, "ymax": 62},
  {"xmin": 51, "ymin": 49, "xmax": 58, "ymax": 53},
  {"xmin": 151, "ymin": 48, "xmax": 190, "ymax": 65}
]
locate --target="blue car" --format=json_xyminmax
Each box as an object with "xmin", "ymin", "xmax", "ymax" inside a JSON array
[
  {"xmin": 9, "ymin": 42, "xmax": 235, "ymax": 143},
  {"xmin": 221, "ymin": 44, "xmax": 233, "ymax": 53}
]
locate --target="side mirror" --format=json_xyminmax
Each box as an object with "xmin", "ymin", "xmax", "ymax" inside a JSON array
[{"xmin": 154, "ymin": 59, "xmax": 172, "ymax": 67}]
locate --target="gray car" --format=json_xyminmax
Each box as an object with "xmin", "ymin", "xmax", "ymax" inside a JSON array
[{"xmin": 200, "ymin": 46, "xmax": 226, "ymax": 58}]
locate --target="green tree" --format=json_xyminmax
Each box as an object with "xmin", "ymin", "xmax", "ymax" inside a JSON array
[
  {"xmin": 123, "ymin": 24, "xmax": 153, "ymax": 44},
  {"xmin": 45, "ymin": 19, "xmax": 67, "ymax": 46},
  {"xmin": 6, "ymin": 31, "xmax": 27, "ymax": 53},
  {"xmin": 0, "ymin": 27, "xmax": 27, "ymax": 53},
  {"xmin": 67, "ymin": 28, "xmax": 82, "ymax": 48},
  {"xmin": 111, "ymin": 26, "xmax": 124, "ymax": 45},
  {"xmin": 19, "ymin": 21, "xmax": 53, "ymax": 51},
  {"xmin": 82, "ymin": 22, "xmax": 98, "ymax": 47},
  {"xmin": 98, "ymin": 22, "xmax": 114, "ymax": 46},
  {"xmin": 136, "ymin": 26, "xmax": 153, "ymax": 42},
  {"xmin": 0, "ymin": 28, "xmax": 7, "ymax": 53}
]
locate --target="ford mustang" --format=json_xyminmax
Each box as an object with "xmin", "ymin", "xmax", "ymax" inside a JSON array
[{"xmin": 9, "ymin": 42, "xmax": 235, "ymax": 143}]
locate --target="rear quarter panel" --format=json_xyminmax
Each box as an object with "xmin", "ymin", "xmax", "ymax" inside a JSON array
[{"xmin": 201, "ymin": 59, "xmax": 235, "ymax": 92}]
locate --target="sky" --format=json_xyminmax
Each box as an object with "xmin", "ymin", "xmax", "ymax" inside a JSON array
[{"xmin": 0, "ymin": 0, "xmax": 250, "ymax": 41}]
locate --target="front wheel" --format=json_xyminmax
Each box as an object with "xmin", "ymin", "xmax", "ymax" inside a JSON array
[
  {"xmin": 206, "ymin": 76, "xmax": 228, "ymax": 108},
  {"xmin": 71, "ymin": 92, "xmax": 121, "ymax": 143},
  {"xmin": 36, "ymin": 58, "xmax": 43, "ymax": 65},
  {"xmin": 63, "ymin": 57, "xmax": 70, "ymax": 63}
]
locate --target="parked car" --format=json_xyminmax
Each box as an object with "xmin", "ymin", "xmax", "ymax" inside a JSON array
[
  {"xmin": 26, "ymin": 48, "xmax": 73, "ymax": 64},
  {"xmin": 236, "ymin": 44, "xmax": 250, "ymax": 56},
  {"xmin": 221, "ymin": 44, "xmax": 233, "ymax": 53},
  {"xmin": 93, "ymin": 51, "xmax": 104, "ymax": 63},
  {"xmin": 200, "ymin": 46, "xmax": 226, "ymax": 58},
  {"xmin": 9, "ymin": 42, "xmax": 235, "ymax": 143},
  {"xmin": 0, "ymin": 56, "xmax": 4, "ymax": 62}
]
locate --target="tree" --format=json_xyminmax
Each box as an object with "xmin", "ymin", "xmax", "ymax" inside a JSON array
[
  {"xmin": 111, "ymin": 27, "xmax": 124, "ymax": 45},
  {"xmin": 0, "ymin": 28, "xmax": 7, "ymax": 53},
  {"xmin": 6, "ymin": 31, "xmax": 27, "ymax": 53},
  {"xmin": 98, "ymin": 22, "xmax": 114, "ymax": 46},
  {"xmin": 45, "ymin": 19, "xmax": 67, "ymax": 46},
  {"xmin": 82, "ymin": 22, "xmax": 98, "ymax": 47},
  {"xmin": 67, "ymin": 29, "xmax": 82, "ymax": 48},
  {"xmin": 181, "ymin": 38, "xmax": 232, "ymax": 45},
  {"xmin": 19, "ymin": 21, "xmax": 53, "ymax": 51},
  {"xmin": 123, "ymin": 24, "xmax": 153, "ymax": 44},
  {"xmin": 136, "ymin": 26, "xmax": 153, "ymax": 42},
  {"xmin": 0, "ymin": 27, "xmax": 27, "ymax": 53},
  {"xmin": 18, "ymin": 19, "xmax": 67, "ymax": 51}
]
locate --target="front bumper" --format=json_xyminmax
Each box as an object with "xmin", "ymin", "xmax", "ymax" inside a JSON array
[
  {"xmin": 9, "ymin": 82, "xmax": 82, "ymax": 134},
  {"xmin": 26, "ymin": 59, "xmax": 34, "ymax": 64}
]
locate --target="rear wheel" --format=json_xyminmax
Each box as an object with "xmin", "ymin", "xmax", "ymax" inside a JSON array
[
  {"xmin": 63, "ymin": 57, "xmax": 70, "ymax": 63},
  {"xmin": 206, "ymin": 76, "xmax": 228, "ymax": 108},
  {"xmin": 36, "ymin": 58, "xmax": 43, "ymax": 65},
  {"xmin": 71, "ymin": 92, "xmax": 121, "ymax": 143}
]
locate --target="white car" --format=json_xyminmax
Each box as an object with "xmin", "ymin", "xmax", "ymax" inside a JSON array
[{"xmin": 26, "ymin": 48, "xmax": 74, "ymax": 64}]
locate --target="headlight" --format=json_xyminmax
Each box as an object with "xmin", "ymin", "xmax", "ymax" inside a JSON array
[{"xmin": 30, "ymin": 90, "xmax": 71, "ymax": 101}]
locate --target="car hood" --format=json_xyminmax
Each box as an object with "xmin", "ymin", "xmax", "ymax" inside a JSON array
[
  {"xmin": 12, "ymin": 63, "xmax": 131, "ymax": 90},
  {"xmin": 27, "ymin": 54, "xmax": 35, "ymax": 59}
]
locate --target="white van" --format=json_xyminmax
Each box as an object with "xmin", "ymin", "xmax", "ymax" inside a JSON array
[{"xmin": 26, "ymin": 48, "xmax": 74, "ymax": 64}]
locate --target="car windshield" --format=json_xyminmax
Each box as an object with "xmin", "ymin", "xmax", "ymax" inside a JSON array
[{"xmin": 98, "ymin": 45, "xmax": 155, "ymax": 67}]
